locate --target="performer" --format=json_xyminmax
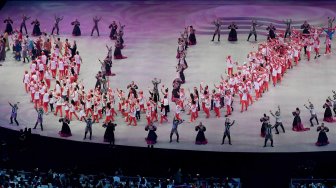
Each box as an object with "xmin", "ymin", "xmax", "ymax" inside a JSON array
[
  {"xmin": 103, "ymin": 120, "xmax": 117, "ymax": 146},
  {"xmin": 226, "ymin": 55, "xmax": 236, "ymax": 76},
  {"xmin": 247, "ymin": 19, "xmax": 259, "ymax": 41},
  {"xmin": 83, "ymin": 116, "xmax": 93, "ymax": 140},
  {"xmin": 211, "ymin": 19, "xmax": 221, "ymax": 42},
  {"xmin": 20, "ymin": 14, "xmax": 30, "ymax": 34},
  {"xmin": 222, "ymin": 118, "xmax": 235, "ymax": 145},
  {"xmin": 301, "ymin": 21, "xmax": 311, "ymax": 35},
  {"xmin": 177, "ymin": 60, "xmax": 186, "ymax": 84},
  {"xmin": 170, "ymin": 117, "xmax": 184, "ymax": 143},
  {"xmin": 51, "ymin": 15, "xmax": 63, "ymax": 35},
  {"xmin": 313, "ymin": 36, "xmax": 321, "ymax": 59},
  {"xmin": 188, "ymin": 26, "xmax": 197, "ymax": 45},
  {"xmin": 151, "ymin": 78, "xmax": 161, "ymax": 103},
  {"xmin": 195, "ymin": 122, "xmax": 207, "ymax": 145},
  {"xmin": 145, "ymin": 122, "xmax": 157, "ymax": 148},
  {"xmin": 328, "ymin": 93, "xmax": 336, "ymax": 116},
  {"xmin": 228, "ymin": 22, "xmax": 238, "ymax": 42},
  {"xmin": 263, "ymin": 123, "xmax": 274, "ymax": 147},
  {"xmin": 113, "ymin": 38, "xmax": 126, "ymax": 59},
  {"xmin": 316, "ymin": 123, "xmax": 329, "ymax": 146},
  {"xmin": 9, "ymin": 102, "xmax": 19, "ymax": 126},
  {"xmin": 270, "ymin": 105, "xmax": 285, "ymax": 134},
  {"xmin": 109, "ymin": 21, "xmax": 118, "ymax": 40},
  {"xmin": 58, "ymin": 117, "xmax": 72, "ymax": 137},
  {"xmin": 91, "ymin": 16, "xmax": 102, "ymax": 36},
  {"xmin": 31, "ymin": 19, "xmax": 42, "ymax": 36},
  {"xmin": 328, "ymin": 17, "xmax": 335, "ymax": 29},
  {"xmin": 323, "ymin": 99, "xmax": 335, "ymax": 122},
  {"xmin": 284, "ymin": 19, "xmax": 292, "ymax": 38},
  {"xmin": 325, "ymin": 35, "xmax": 332, "ymax": 55},
  {"xmin": 71, "ymin": 19, "xmax": 81, "ymax": 36},
  {"xmin": 127, "ymin": 81, "xmax": 138, "ymax": 98},
  {"xmin": 304, "ymin": 101, "xmax": 319, "ymax": 127},
  {"xmin": 266, "ymin": 23, "xmax": 276, "ymax": 40},
  {"xmin": 4, "ymin": 17, "xmax": 13, "ymax": 35},
  {"xmin": 33, "ymin": 107, "xmax": 44, "ymax": 131},
  {"xmin": 292, "ymin": 108, "xmax": 310, "ymax": 131},
  {"xmin": 260, "ymin": 114, "xmax": 270, "ymax": 137}
]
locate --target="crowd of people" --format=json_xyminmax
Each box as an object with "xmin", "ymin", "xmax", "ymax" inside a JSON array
[
  {"xmin": 0, "ymin": 16, "xmax": 127, "ymax": 64},
  {"xmin": 2, "ymin": 14, "xmax": 336, "ymax": 149},
  {"xmin": 0, "ymin": 168, "xmax": 241, "ymax": 188}
]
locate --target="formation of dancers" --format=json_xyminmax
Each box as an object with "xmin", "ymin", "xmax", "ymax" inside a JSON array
[
  {"xmin": 2, "ymin": 14, "xmax": 336, "ymax": 148},
  {"xmin": 0, "ymin": 16, "xmax": 127, "ymax": 64}
]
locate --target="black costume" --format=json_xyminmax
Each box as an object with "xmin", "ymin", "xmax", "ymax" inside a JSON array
[
  {"xmin": 292, "ymin": 109, "xmax": 310, "ymax": 132},
  {"xmin": 195, "ymin": 124, "xmax": 207, "ymax": 145},
  {"xmin": 31, "ymin": 19, "xmax": 42, "ymax": 36},
  {"xmin": 127, "ymin": 83, "xmax": 138, "ymax": 98},
  {"xmin": 323, "ymin": 101, "xmax": 334, "ymax": 123},
  {"xmin": 260, "ymin": 114, "xmax": 270, "ymax": 137},
  {"xmin": 58, "ymin": 118, "xmax": 72, "ymax": 137},
  {"xmin": 4, "ymin": 18, "xmax": 13, "ymax": 35},
  {"xmin": 228, "ymin": 23, "xmax": 238, "ymax": 41},
  {"xmin": 188, "ymin": 26, "xmax": 197, "ymax": 45},
  {"xmin": 113, "ymin": 39, "xmax": 125, "ymax": 59},
  {"xmin": 103, "ymin": 121, "xmax": 116, "ymax": 145},
  {"xmin": 145, "ymin": 124, "xmax": 157, "ymax": 148},
  {"xmin": 266, "ymin": 24, "xmax": 276, "ymax": 40},
  {"xmin": 71, "ymin": 20, "xmax": 81, "ymax": 36},
  {"xmin": 316, "ymin": 125, "xmax": 329, "ymax": 146},
  {"xmin": 301, "ymin": 22, "xmax": 311, "ymax": 35},
  {"xmin": 109, "ymin": 22, "xmax": 118, "ymax": 40}
]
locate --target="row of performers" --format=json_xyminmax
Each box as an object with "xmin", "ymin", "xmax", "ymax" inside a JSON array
[
  {"xmin": 173, "ymin": 26, "xmax": 197, "ymax": 88},
  {"xmin": 260, "ymin": 97, "xmax": 336, "ymax": 147},
  {"xmin": 8, "ymin": 102, "xmax": 330, "ymax": 148},
  {"xmin": 211, "ymin": 18, "xmax": 335, "ymax": 42},
  {"xmin": 3, "ymin": 16, "xmax": 124, "ymax": 39}
]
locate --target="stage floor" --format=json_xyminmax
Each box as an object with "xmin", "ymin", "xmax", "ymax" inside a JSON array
[{"xmin": 1, "ymin": 1, "xmax": 336, "ymax": 152}]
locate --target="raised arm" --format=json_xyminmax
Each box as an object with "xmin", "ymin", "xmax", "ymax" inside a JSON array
[{"xmin": 8, "ymin": 102, "xmax": 13, "ymax": 107}]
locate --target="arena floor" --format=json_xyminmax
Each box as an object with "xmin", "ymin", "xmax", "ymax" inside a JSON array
[{"xmin": 0, "ymin": 0, "xmax": 336, "ymax": 152}]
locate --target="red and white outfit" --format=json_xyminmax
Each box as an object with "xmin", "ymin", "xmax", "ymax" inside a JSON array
[
  {"xmin": 42, "ymin": 92, "xmax": 49, "ymax": 113},
  {"xmin": 226, "ymin": 56, "xmax": 234, "ymax": 76},
  {"xmin": 69, "ymin": 103, "xmax": 79, "ymax": 120},
  {"xmin": 128, "ymin": 106, "xmax": 137, "ymax": 126}
]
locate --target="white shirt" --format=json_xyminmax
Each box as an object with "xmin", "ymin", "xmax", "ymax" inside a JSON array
[
  {"xmin": 23, "ymin": 74, "xmax": 30, "ymax": 84},
  {"xmin": 74, "ymin": 54, "xmax": 81, "ymax": 65},
  {"xmin": 226, "ymin": 59, "xmax": 233, "ymax": 68},
  {"xmin": 43, "ymin": 93, "xmax": 49, "ymax": 102}
]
